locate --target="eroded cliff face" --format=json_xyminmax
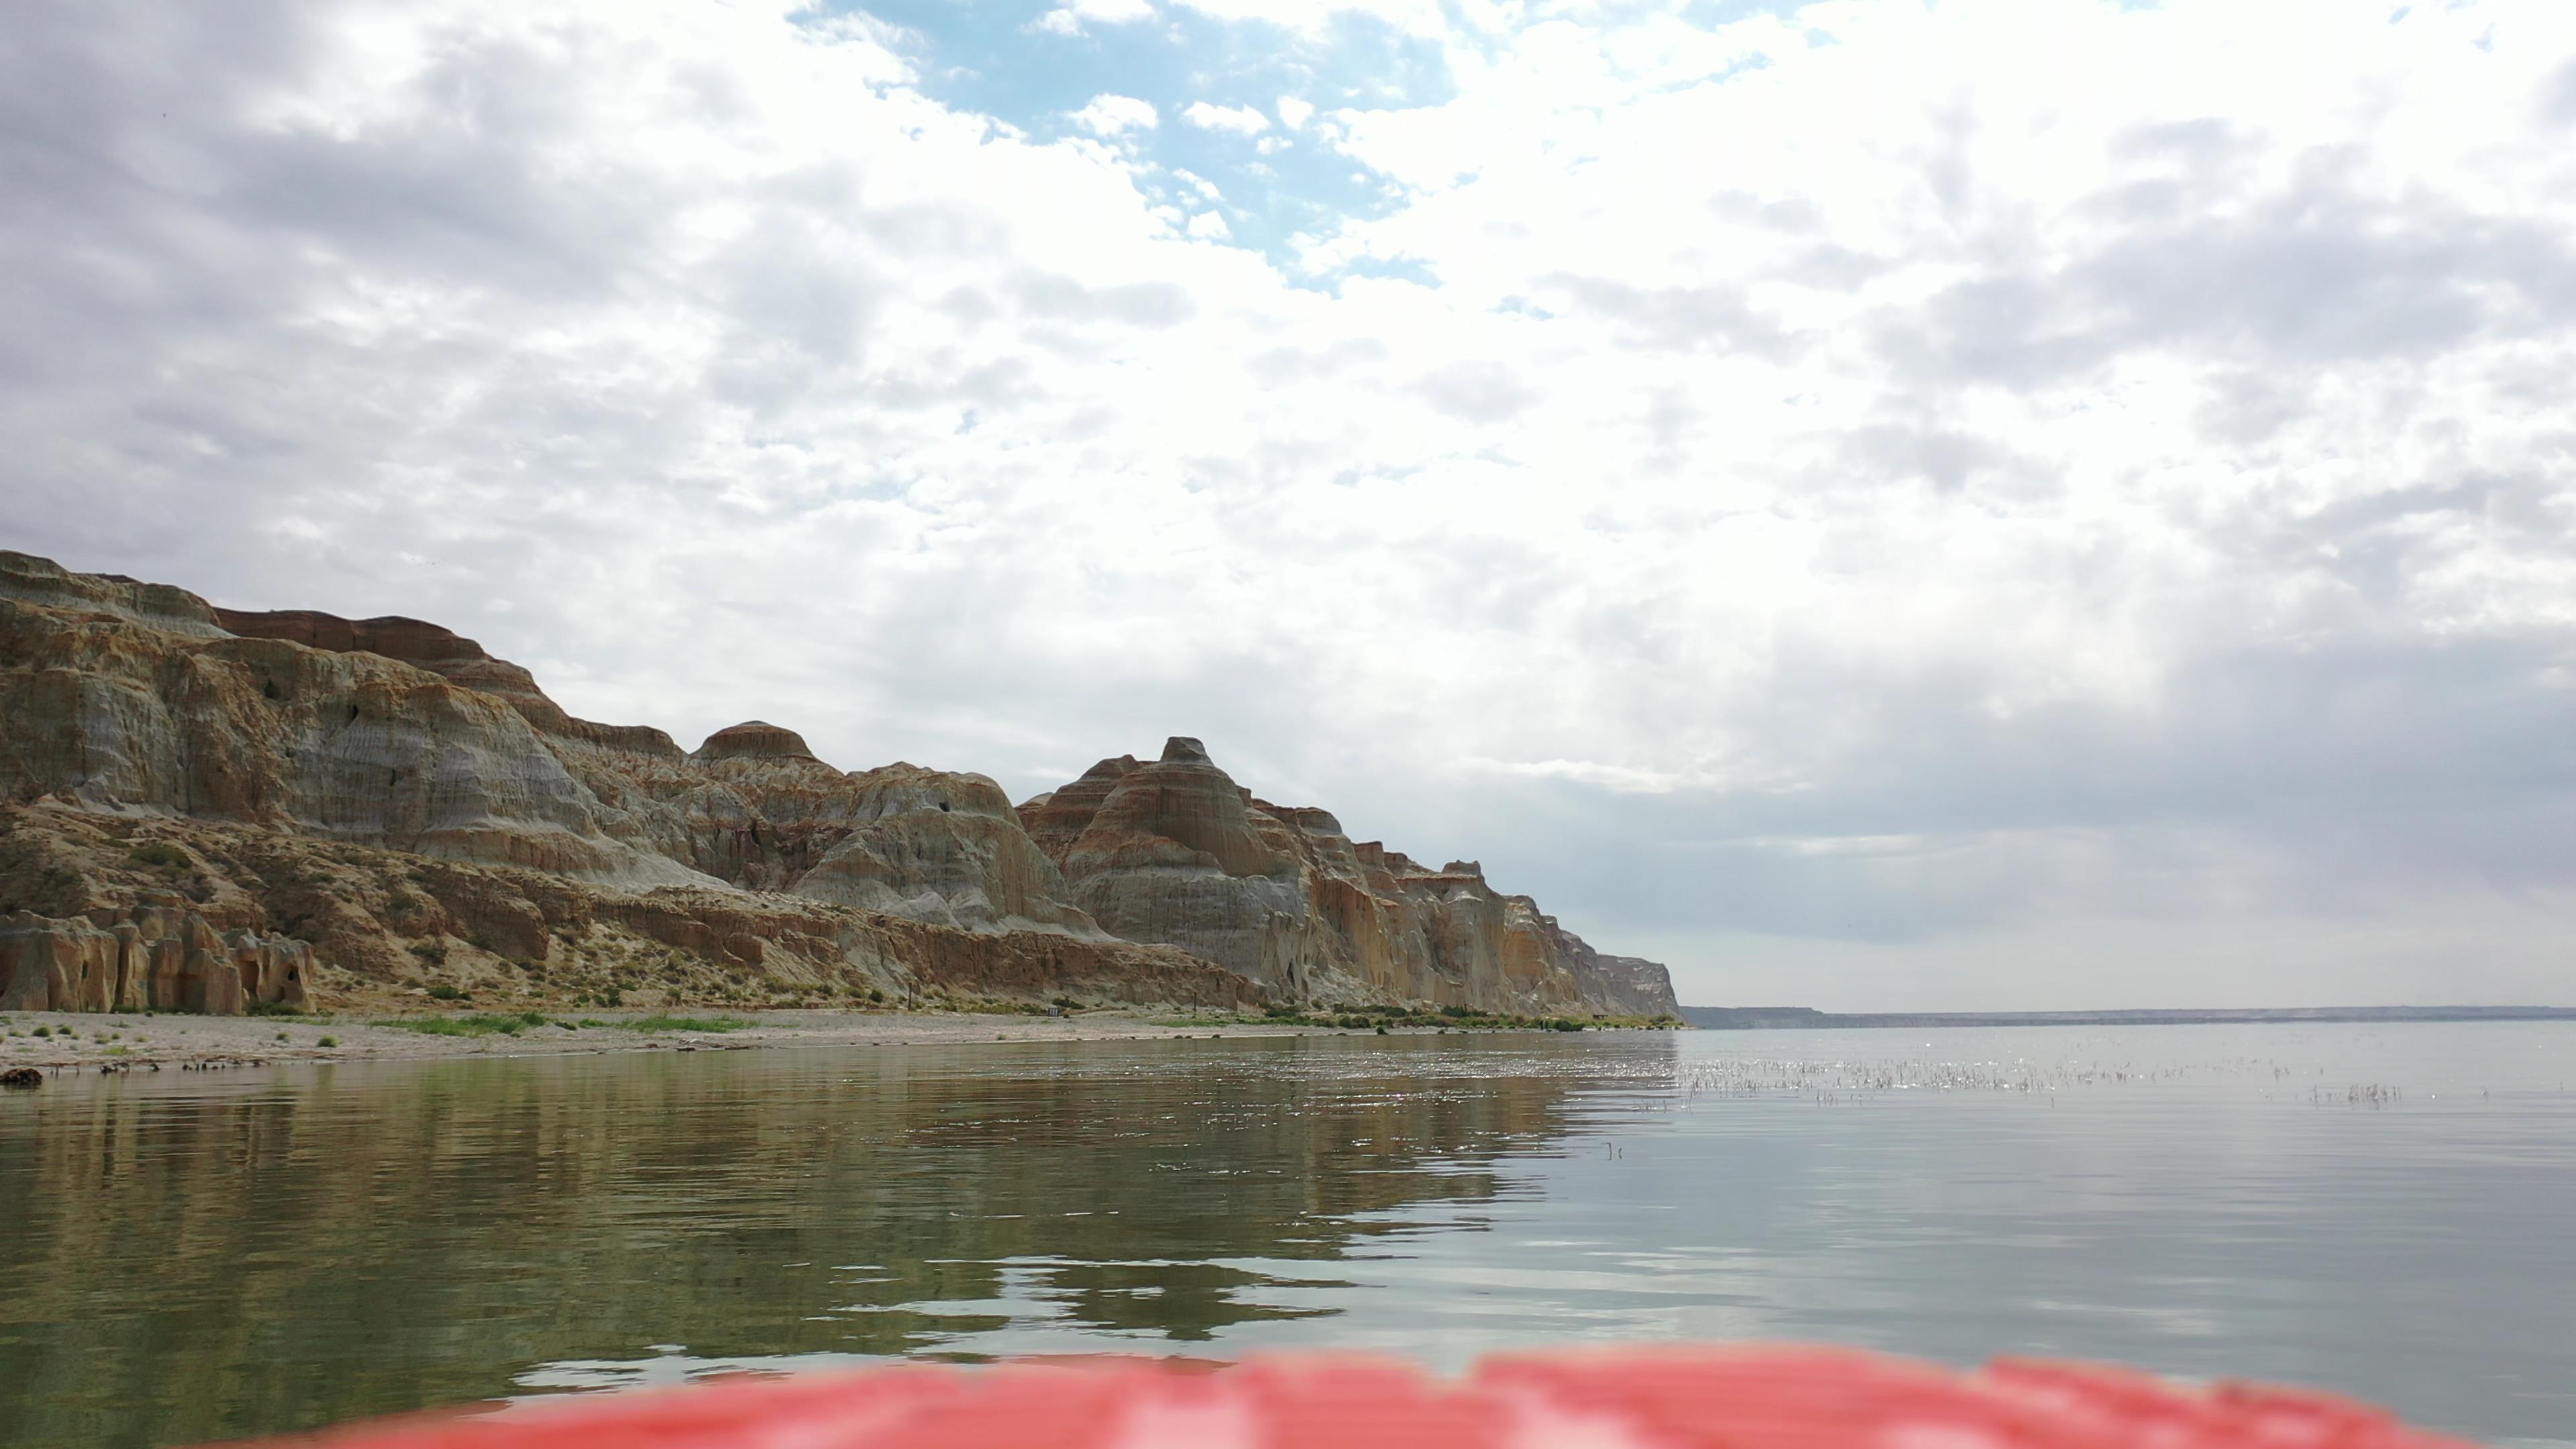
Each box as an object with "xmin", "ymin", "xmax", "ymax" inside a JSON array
[
  {"xmin": 0, "ymin": 552, "xmax": 1208, "ymax": 1012},
  {"xmin": 0, "ymin": 550, "xmax": 1674, "ymax": 1018},
  {"xmin": 1021, "ymin": 737, "xmax": 1680, "ymax": 1014},
  {"xmin": 0, "ymin": 803, "xmax": 1254, "ymax": 1016},
  {"xmin": 0, "ymin": 564, "xmax": 705, "ymax": 889},
  {"xmin": 3, "ymin": 553, "xmax": 1102, "ymax": 940},
  {"xmin": 0, "ymin": 904, "xmax": 310, "ymax": 1014}
]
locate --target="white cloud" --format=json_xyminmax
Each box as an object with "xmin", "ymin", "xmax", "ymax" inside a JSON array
[
  {"xmin": 1030, "ymin": 0, "xmax": 1155, "ymax": 36},
  {"xmin": 1180, "ymin": 100, "xmax": 1271, "ymax": 135},
  {"xmin": 1185, "ymin": 211, "xmax": 1232, "ymax": 239},
  {"xmin": 1068, "ymin": 93, "xmax": 1158, "ymax": 135},
  {"xmin": 1277, "ymin": 95, "xmax": 1315, "ymax": 128},
  {"xmin": 11, "ymin": 0, "xmax": 2576, "ymax": 1008}
]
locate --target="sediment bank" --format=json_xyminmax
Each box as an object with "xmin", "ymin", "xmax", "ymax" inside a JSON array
[{"xmin": 0, "ymin": 1007, "xmax": 1666, "ymax": 1077}]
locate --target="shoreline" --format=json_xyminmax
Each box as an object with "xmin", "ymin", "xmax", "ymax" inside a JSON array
[
  {"xmin": 0, "ymin": 1008, "xmax": 1629, "ymax": 1077},
  {"xmin": 1680, "ymin": 1004, "xmax": 2576, "ymax": 1030}
]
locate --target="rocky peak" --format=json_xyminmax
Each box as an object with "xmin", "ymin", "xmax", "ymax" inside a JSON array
[
  {"xmin": 1022, "ymin": 740, "xmax": 1680, "ymax": 1013},
  {"xmin": 1027, "ymin": 739, "xmax": 1291, "ymax": 881},
  {"xmin": 1277, "ymin": 806, "xmax": 1346, "ymax": 838},
  {"xmin": 693, "ymin": 721, "xmax": 826, "ymax": 767}
]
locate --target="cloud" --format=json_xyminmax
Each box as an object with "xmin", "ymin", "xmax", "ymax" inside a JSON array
[
  {"xmin": 1031, "ymin": 0, "xmax": 1155, "ymax": 36},
  {"xmin": 1181, "ymin": 101, "xmax": 1270, "ymax": 135},
  {"xmin": 1409, "ymin": 360, "xmax": 1538, "ymax": 422},
  {"xmin": 1068, "ymin": 93, "xmax": 1158, "ymax": 136},
  {"xmin": 1277, "ymin": 96, "xmax": 1315, "ymax": 128},
  {"xmin": 9, "ymin": 0, "xmax": 2576, "ymax": 1010}
]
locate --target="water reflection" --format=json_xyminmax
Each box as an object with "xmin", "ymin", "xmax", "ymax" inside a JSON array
[
  {"xmin": 7, "ymin": 1026, "xmax": 2576, "ymax": 1449},
  {"xmin": 0, "ymin": 1036, "xmax": 1656, "ymax": 1448}
]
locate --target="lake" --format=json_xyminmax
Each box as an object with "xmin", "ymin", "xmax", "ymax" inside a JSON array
[{"xmin": 3, "ymin": 1023, "xmax": 2571, "ymax": 1447}]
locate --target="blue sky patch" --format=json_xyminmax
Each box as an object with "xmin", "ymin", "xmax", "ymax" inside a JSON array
[{"xmin": 823, "ymin": 0, "xmax": 1458, "ymax": 266}]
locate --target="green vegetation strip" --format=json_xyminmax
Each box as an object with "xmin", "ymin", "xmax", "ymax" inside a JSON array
[
  {"xmin": 1142, "ymin": 1006, "xmax": 1686, "ymax": 1032},
  {"xmin": 379, "ymin": 1012, "xmax": 751, "ymax": 1036},
  {"xmin": 1256, "ymin": 1004, "xmax": 1686, "ymax": 1032},
  {"xmin": 378, "ymin": 1012, "xmax": 551, "ymax": 1037}
]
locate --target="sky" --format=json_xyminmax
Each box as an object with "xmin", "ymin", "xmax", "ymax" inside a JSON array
[{"xmin": 7, "ymin": 0, "xmax": 2576, "ymax": 1010}]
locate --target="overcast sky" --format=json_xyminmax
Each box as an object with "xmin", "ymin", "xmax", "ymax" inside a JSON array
[{"xmin": 9, "ymin": 0, "xmax": 2576, "ymax": 1008}]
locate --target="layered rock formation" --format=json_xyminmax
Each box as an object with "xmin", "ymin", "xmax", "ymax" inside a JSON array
[
  {"xmin": 1022, "ymin": 737, "xmax": 1680, "ymax": 1014},
  {"xmin": 0, "ymin": 551, "xmax": 1232, "ymax": 1013},
  {"xmin": 0, "ymin": 556, "xmax": 706, "ymax": 888},
  {"xmin": 0, "ymin": 799, "xmax": 1256, "ymax": 1018},
  {"xmin": 0, "ymin": 904, "xmax": 310, "ymax": 1014},
  {"xmin": 0, "ymin": 549, "xmax": 1674, "ymax": 1018}
]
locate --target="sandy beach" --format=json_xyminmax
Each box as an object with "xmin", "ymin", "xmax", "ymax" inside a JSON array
[{"xmin": 0, "ymin": 1007, "xmax": 1458, "ymax": 1079}]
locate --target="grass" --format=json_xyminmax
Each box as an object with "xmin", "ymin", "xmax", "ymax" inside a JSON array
[
  {"xmin": 317, "ymin": 1036, "xmax": 338, "ymax": 1048},
  {"xmin": 616, "ymin": 1015, "xmax": 751, "ymax": 1034},
  {"xmin": 945, "ymin": 998, "xmax": 1053, "ymax": 1016},
  {"xmin": 378, "ymin": 1011, "xmax": 551, "ymax": 1038},
  {"xmin": 1231, "ymin": 1004, "xmax": 1682, "ymax": 1033},
  {"xmin": 424, "ymin": 984, "xmax": 470, "ymax": 1002}
]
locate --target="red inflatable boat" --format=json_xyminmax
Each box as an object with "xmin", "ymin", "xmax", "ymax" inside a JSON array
[{"xmin": 236, "ymin": 1345, "xmax": 2469, "ymax": 1448}]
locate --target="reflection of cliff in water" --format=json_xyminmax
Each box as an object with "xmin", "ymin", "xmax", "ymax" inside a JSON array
[{"xmin": 0, "ymin": 1034, "xmax": 1672, "ymax": 1448}]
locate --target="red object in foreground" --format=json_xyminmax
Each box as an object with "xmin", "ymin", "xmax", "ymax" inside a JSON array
[{"xmin": 239, "ymin": 1347, "xmax": 2473, "ymax": 1449}]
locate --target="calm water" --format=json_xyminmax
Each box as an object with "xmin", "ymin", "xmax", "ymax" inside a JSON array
[{"xmin": 3, "ymin": 1024, "xmax": 2572, "ymax": 1447}]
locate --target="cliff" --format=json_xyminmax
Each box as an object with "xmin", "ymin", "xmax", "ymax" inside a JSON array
[
  {"xmin": 0, "ymin": 550, "xmax": 1674, "ymax": 1018},
  {"xmin": 1021, "ymin": 737, "xmax": 1679, "ymax": 1014},
  {"xmin": 0, "ymin": 551, "xmax": 1238, "ymax": 1013}
]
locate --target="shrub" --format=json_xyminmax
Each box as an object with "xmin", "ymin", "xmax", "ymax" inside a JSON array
[
  {"xmin": 127, "ymin": 841, "xmax": 190, "ymax": 869},
  {"xmin": 30, "ymin": 1026, "xmax": 48, "ymax": 1039},
  {"xmin": 618, "ymin": 1015, "xmax": 749, "ymax": 1034},
  {"xmin": 425, "ymin": 983, "xmax": 468, "ymax": 1002},
  {"xmin": 246, "ymin": 998, "xmax": 304, "ymax": 1017},
  {"xmin": 409, "ymin": 941, "xmax": 449, "ymax": 966},
  {"xmin": 317, "ymin": 1036, "xmax": 339, "ymax": 1048}
]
